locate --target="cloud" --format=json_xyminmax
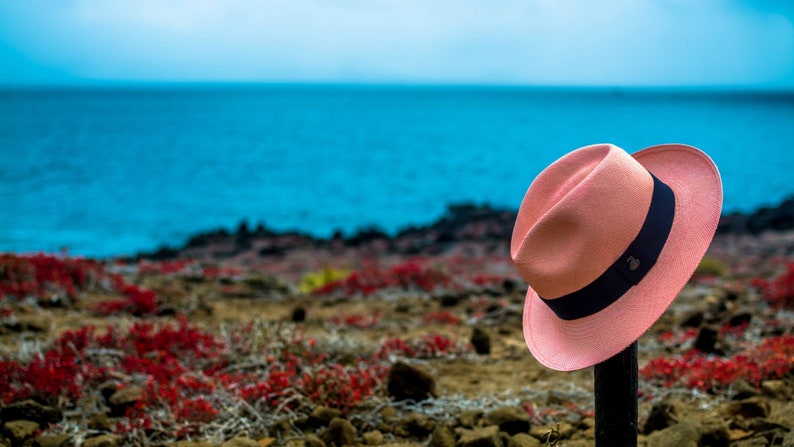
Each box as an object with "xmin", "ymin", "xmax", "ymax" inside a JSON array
[{"xmin": 0, "ymin": 0, "xmax": 792, "ymax": 87}]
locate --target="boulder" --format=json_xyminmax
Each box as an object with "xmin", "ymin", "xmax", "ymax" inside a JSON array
[
  {"xmin": 470, "ymin": 327, "xmax": 491, "ymax": 355},
  {"xmin": 387, "ymin": 361, "xmax": 436, "ymax": 401}
]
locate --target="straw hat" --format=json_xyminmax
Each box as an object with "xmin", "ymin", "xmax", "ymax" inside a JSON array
[{"xmin": 511, "ymin": 143, "xmax": 722, "ymax": 371}]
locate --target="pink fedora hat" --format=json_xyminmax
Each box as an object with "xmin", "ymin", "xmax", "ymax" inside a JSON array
[{"xmin": 511, "ymin": 143, "xmax": 722, "ymax": 371}]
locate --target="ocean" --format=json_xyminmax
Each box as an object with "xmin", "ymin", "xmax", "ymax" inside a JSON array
[{"xmin": 1, "ymin": 85, "xmax": 792, "ymax": 258}]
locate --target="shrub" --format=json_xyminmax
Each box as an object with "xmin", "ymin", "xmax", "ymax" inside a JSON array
[
  {"xmin": 0, "ymin": 254, "xmax": 105, "ymax": 303},
  {"xmin": 640, "ymin": 335, "xmax": 794, "ymax": 392},
  {"xmin": 752, "ymin": 262, "xmax": 794, "ymax": 309}
]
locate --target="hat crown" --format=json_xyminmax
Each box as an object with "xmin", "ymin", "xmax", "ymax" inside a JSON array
[{"xmin": 511, "ymin": 144, "xmax": 655, "ymax": 300}]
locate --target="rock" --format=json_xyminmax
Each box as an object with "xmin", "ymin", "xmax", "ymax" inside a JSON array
[
  {"xmin": 0, "ymin": 400, "xmax": 62, "ymax": 425},
  {"xmin": 361, "ymin": 430, "xmax": 383, "ymax": 446},
  {"xmin": 303, "ymin": 434, "xmax": 326, "ymax": 447},
  {"xmin": 33, "ymin": 434, "xmax": 72, "ymax": 447},
  {"xmin": 782, "ymin": 430, "xmax": 794, "ymax": 447},
  {"xmin": 507, "ymin": 433, "xmax": 540, "ymax": 447},
  {"xmin": 306, "ymin": 406, "xmax": 342, "ymax": 428},
  {"xmin": 88, "ymin": 413, "xmax": 114, "ymax": 432},
  {"xmin": 680, "ymin": 310, "xmax": 705, "ymax": 328},
  {"xmin": 458, "ymin": 410, "xmax": 484, "ymax": 428},
  {"xmin": 485, "ymin": 407, "xmax": 530, "ymax": 435},
  {"xmin": 400, "ymin": 412, "xmax": 435, "ymax": 437},
  {"xmin": 747, "ymin": 418, "xmax": 788, "ymax": 434},
  {"xmin": 725, "ymin": 397, "xmax": 770, "ymax": 419},
  {"xmin": 457, "ymin": 425, "xmax": 503, "ymax": 447},
  {"xmin": 529, "ymin": 422, "xmax": 572, "ymax": 443},
  {"xmin": 645, "ymin": 420, "xmax": 700, "ymax": 447},
  {"xmin": 760, "ymin": 379, "xmax": 789, "ymax": 398},
  {"xmin": 321, "ymin": 417, "xmax": 356, "ymax": 447},
  {"xmin": 717, "ymin": 196, "xmax": 794, "ymax": 234},
  {"xmin": 387, "ymin": 361, "xmax": 436, "ymax": 401},
  {"xmin": 108, "ymin": 385, "xmax": 145, "ymax": 417},
  {"xmin": 693, "ymin": 326, "xmax": 720, "ymax": 353},
  {"xmin": 291, "ymin": 306, "xmax": 307, "ymax": 322},
  {"xmin": 163, "ymin": 442, "xmax": 214, "ymax": 447},
  {"xmin": 219, "ymin": 437, "xmax": 259, "ymax": 447},
  {"xmin": 726, "ymin": 312, "xmax": 752, "ymax": 328},
  {"xmin": 731, "ymin": 437, "xmax": 770, "ymax": 447},
  {"xmin": 699, "ymin": 419, "xmax": 730, "ymax": 447},
  {"xmin": 83, "ymin": 434, "xmax": 121, "ymax": 447},
  {"xmin": 2, "ymin": 420, "xmax": 40, "ymax": 444},
  {"xmin": 643, "ymin": 398, "xmax": 680, "ymax": 434},
  {"xmin": 428, "ymin": 424, "xmax": 456, "ymax": 447},
  {"xmin": 731, "ymin": 379, "xmax": 760, "ymax": 400},
  {"xmin": 471, "ymin": 327, "xmax": 491, "ymax": 355}
]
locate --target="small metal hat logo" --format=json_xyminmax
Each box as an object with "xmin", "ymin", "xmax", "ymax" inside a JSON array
[{"xmin": 626, "ymin": 256, "xmax": 640, "ymax": 271}]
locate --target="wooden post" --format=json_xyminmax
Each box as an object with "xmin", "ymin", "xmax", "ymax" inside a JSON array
[{"xmin": 594, "ymin": 340, "xmax": 638, "ymax": 446}]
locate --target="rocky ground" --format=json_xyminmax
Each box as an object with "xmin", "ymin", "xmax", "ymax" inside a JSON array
[{"xmin": 1, "ymin": 199, "xmax": 793, "ymax": 447}]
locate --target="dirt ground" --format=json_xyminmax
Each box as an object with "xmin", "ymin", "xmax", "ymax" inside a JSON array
[{"xmin": 1, "ymin": 231, "xmax": 793, "ymax": 446}]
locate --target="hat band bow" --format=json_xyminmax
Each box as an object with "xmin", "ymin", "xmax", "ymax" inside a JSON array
[{"xmin": 539, "ymin": 174, "xmax": 675, "ymax": 320}]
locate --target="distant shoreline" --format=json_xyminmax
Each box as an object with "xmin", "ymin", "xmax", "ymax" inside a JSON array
[{"xmin": 138, "ymin": 195, "xmax": 794, "ymax": 262}]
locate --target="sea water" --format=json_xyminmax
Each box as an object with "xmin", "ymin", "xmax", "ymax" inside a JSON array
[{"xmin": 1, "ymin": 85, "xmax": 792, "ymax": 257}]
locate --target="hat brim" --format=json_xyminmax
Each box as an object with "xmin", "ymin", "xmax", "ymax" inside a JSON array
[{"xmin": 523, "ymin": 144, "xmax": 723, "ymax": 371}]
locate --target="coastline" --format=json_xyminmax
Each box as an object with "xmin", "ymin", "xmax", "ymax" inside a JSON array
[{"xmin": 138, "ymin": 195, "xmax": 794, "ymax": 267}]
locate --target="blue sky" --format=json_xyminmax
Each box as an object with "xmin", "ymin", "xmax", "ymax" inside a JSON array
[{"xmin": 1, "ymin": 0, "xmax": 792, "ymax": 89}]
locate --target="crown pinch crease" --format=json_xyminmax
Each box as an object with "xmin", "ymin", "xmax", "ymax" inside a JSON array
[{"xmin": 539, "ymin": 174, "xmax": 675, "ymax": 320}]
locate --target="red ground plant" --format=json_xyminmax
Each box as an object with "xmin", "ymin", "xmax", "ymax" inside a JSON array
[
  {"xmin": 640, "ymin": 335, "xmax": 794, "ymax": 392},
  {"xmin": 752, "ymin": 262, "xmax": 794, "ymax": 309},
  {"xmin": 1, "ymin": 318, "xmax": 471, "ymax": 439},
  {"xmin": 313, "ymin": 258, "xmax": 451, "ymax": 296},
  {"xmin": 0, "ymin": 253, "xmax": 105, "ymax": 304}
]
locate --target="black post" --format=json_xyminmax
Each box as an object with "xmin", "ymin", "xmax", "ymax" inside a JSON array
[{"xmin": 594, "ymin": 340, "xmax": 638, "ymax": 446}]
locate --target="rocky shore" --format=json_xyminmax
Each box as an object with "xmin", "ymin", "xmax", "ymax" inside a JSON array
[{"xmin": 1, "ymin": 196, "xmax": 793, "ymax": 447}]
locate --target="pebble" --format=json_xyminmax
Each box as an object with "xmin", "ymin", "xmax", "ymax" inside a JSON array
[
  {"xmin": 2, "ymin": 420, "xmax": 40, "ymax": 444},
  {"xmin": 321, "ymin": 417, "xmax": 356, "ymax": 447},
  {"xmin": 400, "ymin": 412, "xmax": 435, "ymax": 437},
  {"xmin": 0, "ymin": 400, "xmax": 62, "ymax": 425},
  {"xmin": 306, "ymin": 405, "xmax": 341, "ymax": 428},
  {"xmin": 643, "ymin": 398, "xmax": 680, "ymax": 434},
  {"xmin": 361, "ymin": 430, "xmax": 382, "ymax": 446},
  {"xmin": 82, "ymin": 434, "xmax": 121, "ymax": 447},
  {"xmin": 219, "ymin": 437, "xmax": 259, "ymax": 447},
  {"xmin": 760, "ymin": 379, "xmax": 788, "ymax": 398},
  {"xmin": 456, "ymin": 425, "xmax": 503, "ymax": 447},
  {"xmin": 484, "ymin": 407, "xmax": 530, "ymax": 435},
  {"xmin": 428, "ymin": 424, "xmax": 456, "ymax": 447},
  {"xmin": 32, "ymin": 434, "xmax": 71, "ymax": 447},
  {"xmin": 645, "ymin": 420, "xmax": 700, "ymax": 447},
  {"xmin": 507, "ymin": 432, "xmax": 540, "ymax": 447},
  {"xmin": 725, "ymin": 397, "xmax": 770, "ymax": 419},
  {"xmin": 107, "ymin": 386, "xmax": 145, "ymax": 417}
]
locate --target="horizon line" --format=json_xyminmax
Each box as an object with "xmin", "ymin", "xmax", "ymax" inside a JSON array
[{"xmin": 2, "ymin": 80, "xmax": 793, "ymax": 95}]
